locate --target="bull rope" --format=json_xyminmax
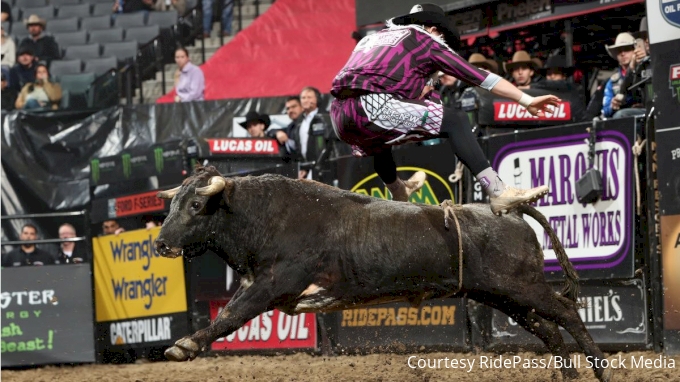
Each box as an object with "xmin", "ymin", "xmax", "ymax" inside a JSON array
[
  {"xmin": 441, "ymin": 200, "xmax": 464, "ymax": 294},
  {"xmin": 632, "ymin": 137, "xmax": 646, "ymax": 216}
]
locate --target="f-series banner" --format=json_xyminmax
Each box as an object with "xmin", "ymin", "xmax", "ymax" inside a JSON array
[
  {"xmin": 92, "ymin": 227, "xmax": 187, "ymax": 322},
  {"xmin": 489, "ymin": 120, "xmax": 635, "ymax": 280},
  {"xmin": 1, "ymin": 265, "xmax": 96, "ymax": 367},
  {"xmin": 209, "ymin": 301, "xmax": 317, "ymax": 350}
]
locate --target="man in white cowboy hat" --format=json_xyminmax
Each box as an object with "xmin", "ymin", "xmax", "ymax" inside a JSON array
[
  {"xmin": 331, "ymin": 4, "xmax": 560, "ymax": 215},
  {"xmin": 616, "ymin": 17, "xmax": 652, "ymax": 118},
  {"xmin": 601, "ymin": 32, "xmax": 640, "ymax": 118},
  {"xmin": 18, "ymin": 14, "xmax": 60, "ymax": 65},
  {"xmin": 503, "ymin": 50, "xmax": 539, "ymax": 89}
]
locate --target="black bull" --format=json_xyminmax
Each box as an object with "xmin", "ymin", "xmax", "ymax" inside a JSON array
[{"xmin": 154, "ymin": 166, "xmax": 612, "ymax": 382}]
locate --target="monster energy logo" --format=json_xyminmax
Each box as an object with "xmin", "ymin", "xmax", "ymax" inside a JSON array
[
  {"xmin": 122, "ymin": 153, "xmax": 132, "ymax": 179},
  {"xmin": 154, "ymin": 147, "xmax": 164, "ymax": 173},
  {"xmin": 91, "ymin": 159, "xmax": 100, "ymax": 184}
]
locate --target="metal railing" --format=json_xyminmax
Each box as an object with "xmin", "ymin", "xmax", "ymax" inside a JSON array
[{"xmin": 1, "ymin": 210, "xmax": 92, "ymax": 255}]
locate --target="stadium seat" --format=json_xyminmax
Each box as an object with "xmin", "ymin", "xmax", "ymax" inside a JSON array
[
  {"xmin": 83, "ymin": 56, "xmax": 117, "ymax": 75},
  {"xmin": 112, "ymin": 12, "xmax": 145, "ymax": 29},
  {"xmin": 51, "ymin": 0, "xmax": 82, "ymax": 6},
  {"xmin": 45, "ymin": 16, "xmax": 79, "ymax": 33},
  {"xmin": 49, "ymin": 59, "xmax": 82, "ymax": 77},
  {"xmin": 12, "ymin": 26, "xmax": 30, "ymax": 42},
  {"xmin": 88, "ymin": 28, "xmax": 124, "ymax": 44},
  {"xmin": 90, "ymin": 3, "xmax": 112, "ymax": 17},
  {"xmin": 89, "ymin": 0, "xmax": 114, "ymax": 4},
  {"xmin": 14, "ymin": 0, "xmax": 46, "ymax": 9},
  {"xmin": 56, "ymin": 4, "xmax": 91, "ymax": 19},
  {"xmin": 147, "ymin": 11, "xmax": 178, "ymax": 29},
  {"xmin": 124, "ymin": 25, "xmax": 159, "ymax": 45},
  {"xmin": 1, "ymin": 21, "xmax": 10, "ymax": 34},
  {"xmin": 81, "ymin": 15, "xmax": 112, "ymax": 31},
  {"xmin": 102, "ymin": 41, "xmax": 138, "ymax": 64},
  {"xmin": 53, "ymin": 30, "xmax": 88, "ymax": 48},
  {"xmin": 20, "ymin": 5, "xmax": 55, "ymax": 20},
  {"xmin": 11, "ymin": 7, "xmax": 21, "ymax": 23},
  {"xmin": 58, "ymin": 72, "xmax": 95, "ymax": 109},
  {"xmin": 63, "ymin": 43, "xmax": 101, "ymax": 60}
]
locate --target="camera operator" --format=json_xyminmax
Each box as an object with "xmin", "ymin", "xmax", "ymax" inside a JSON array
[{"xmin": 615, "ymin": 17, "xmax": 651, "ymax": 122}]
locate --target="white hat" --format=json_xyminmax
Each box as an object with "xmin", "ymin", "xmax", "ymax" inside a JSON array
[{"xmin": 606, "ymin": 33, "xmax": 635, "ymax": 58}]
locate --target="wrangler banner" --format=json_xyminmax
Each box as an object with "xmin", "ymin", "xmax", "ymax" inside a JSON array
[
  {"xmin": 92, "ymin": 227, "xmax": 187, "ymax": 322},
  {"xmin": 1, "ymin": 265, "xmax": 96, "ymax": 366},
  {"xmin": 486, "ymin": 119, "xmax": 636, "ymax": 280},
  {"xmin": 209, "ymin": 301, "xmax": 317, "ymax": 351}
]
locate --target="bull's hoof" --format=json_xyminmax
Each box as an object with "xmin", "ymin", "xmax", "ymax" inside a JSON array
[
  {"xmin": 600, "ymin": 367, "xmax": 613, "ymax": 382},
  {"xmin": 164, "ymin": 337, "xmax": 200, "ymax": 362}
]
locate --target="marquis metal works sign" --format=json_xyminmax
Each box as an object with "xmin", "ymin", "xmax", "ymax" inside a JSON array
[{"xmin": 487, "ymin": 119, "xmax": 636, "ymax": 280}]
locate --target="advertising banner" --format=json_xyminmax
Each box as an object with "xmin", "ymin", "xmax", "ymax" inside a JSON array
[
  {"xmin": 489, "ymin": 281, "xmax": 648, "ymax": 350},
  {"xmin": 662, "ymin": 215, "xmax": 680, "ymax": 330},
  {"xmin": 487, "ymin": 120, "xmax": 636, "ymax": 280},
  {"xmin": 209, "ymin": 301, "xmax": 317, "ymax": 351},
  {"xmin": 1, "ymin": 265, "xmax": 96, "ymax": 366},
  {"xmin": 93, "ymin": 227, "xmax": 187, "ymax": 322},
  {"xmin": 334, "ymin": 298, "xmax": 468, "ymax": 349},
  {"xmin": 337, "ymin": 143, "xmax": 461, "ymax": 205},
  {"xmin": 206, "ymin": 138, "xmax": 281, "ymax": 155}
]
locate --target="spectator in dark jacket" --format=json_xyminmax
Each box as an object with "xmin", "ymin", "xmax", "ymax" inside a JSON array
[
  {"xmin": 18, "ymin": 15, "xmax": 60, "ymax": 65},
  {"xmin": 8, "ymin": 45, "xmax": 36, "ymax": 92},
  {"xmin": 266, "ymin": 95, "xmax": 303, "ymax": 155},
  {"xmin": 55, "ymin": 223, "xmax": 87, "ymax": 264},
  {"xmin": 1, "ymin": 223, "xmax": 55, "ymax": 267},
  {"xmin": 239, "ymin": 110, "xmax": 270, "ymax": 138}
]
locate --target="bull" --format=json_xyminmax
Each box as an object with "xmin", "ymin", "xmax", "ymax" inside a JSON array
[{"xmin": 155, "ymin": 165, "xmax": 612, "ymax": 382}]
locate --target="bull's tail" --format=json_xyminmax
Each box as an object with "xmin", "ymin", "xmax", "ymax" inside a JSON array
[{"xmin": 517, "ymin": 204, "xmax": 580, "ymax": 303}]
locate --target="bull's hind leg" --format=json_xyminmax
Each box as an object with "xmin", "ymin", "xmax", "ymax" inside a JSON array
[
  {"xmin": 511, "ymin": 284, "xmax": 612, "ymax": 382},
  {"xmin": 474, "ymin": 293, "xmax": 578, "ymax": 381}
]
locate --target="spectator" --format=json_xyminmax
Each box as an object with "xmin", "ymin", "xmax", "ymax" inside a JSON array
[
  {"xmin": 15, "ymin": 62, "xmax": 62, "ymax": 110},
  {"xmin": 154, "ymin": 0, "xmax": 186, "ymax": 16},
  {"xmin": 438, "ymin": 73, "xmax": 462, "ymax": 108},
  {"xmin": 1, "ymin": 1, "xmax": 10, "ymax": 23},
  {"xmin": 102, "ymin": 219, "xmax": 125, "ymax": 235},
  {"xmin": 202, "ymin": 0, "xmax": 233, "ymax": 38},
  {"xmin": 239, "ymin": 110, "xmax": 270, "ymax": 138},
  {"xmin": 18, "ymin": 15, "xmax": 60, "ymax": 65},
  {"xmin": 267, "ymin": 96, "xmax": 302, "ymax": 151},
  {"xmin": 113, "ymin": 0, "xmax": 155, "ymax": 15},
  {"xmin": 616, "ymin": 17, "xmax": 651, "ymax": 120},
  {"xmin": 530, "ymin": 55, "xmax": 576, "ymax": 92},
  {"xmin": 469, "ymin": 53, "xmax": 499, "ymax": 74},
  {"xmin": 503, "ymin": 51, "xmax": 538, "ymax": 89},
  {"xmin": 1, "ymin": 25, "xmax": 15, "ymax": 67},
  {"xmin": 1, "ymin": 223, "xmax": 55, "ymax": 267},
  {"xmin": 55, "ymin": 223, "xmax": 87, "ymax": 264},
  {"xmin": 289, "ymin": 86, "xmax": 332, "ymax": 179},
  {"xmin": 602, "ymin": 32, "xmax": 640, "ymax": 118},
  {"xmin": 173, "ymin": 47, "xmax": 204, "ymax": 102},
  {"xmin": 1, "ymin": 72, "xmax": 17, "ymax": 111},
  {"xmin": 8, "ymin": 46, "xmax": 36, "ymax": 92}
]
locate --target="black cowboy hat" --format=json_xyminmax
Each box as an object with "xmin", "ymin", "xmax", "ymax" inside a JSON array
[
  {"xmin": 632, "ymin": 17, "xmax": 648, "ymax": 40},
  {"xmin": 539, "ymin": 55, "xmax": 575, "ymax": 76},
  {"xmin": 239, "ymin": 110, "xmax": 270, "ymax": 128},
  {"xmin": 390, "ymin": 4, "xmax": 461, "ymax": 50}
]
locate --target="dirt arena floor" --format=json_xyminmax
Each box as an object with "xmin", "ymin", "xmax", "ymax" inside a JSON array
[{"xmin": 3, "ymin": 351, "xmax": 680, "ymax": 382}]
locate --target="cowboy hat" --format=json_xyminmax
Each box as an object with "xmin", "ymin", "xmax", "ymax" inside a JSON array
[
  {"xmin": 389, "ymin": 4, "xmax": 461, "ymax": 50},
  {"xmin": 539, "ymin": 55, "xmax": 574, "ymax": 76},
  {"xmin": 468, "ymin": 53, "xmax": 499, "ymax": 74},
  {"xmin": 239, "ymin": 111, "xmax": 270, "ymax": 128},
  {"xmin": 503, "ymin": 51, "xmax": 537, "ymax": 73},
  {"xmin": 632, "ymin": 17, "xmax": 648, "ymax": 40},
  {"xmin": 605, "ymin": 32, "xmax": 635, "ymax": 58},
  {"xmin": 24, "ymin": 14, "xmax": 46, "ymax": 28}
]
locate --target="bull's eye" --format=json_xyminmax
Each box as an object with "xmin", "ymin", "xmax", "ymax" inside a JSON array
[{"xmin": 191, "ymin": 201, "xmax": 201, "ymax": 210}]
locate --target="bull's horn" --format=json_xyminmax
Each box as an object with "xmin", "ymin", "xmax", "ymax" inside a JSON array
[
  {"xmin": 195, "ymin": 176, "xmax": 227, "ymax": 196},
  {"xmin": 157, "ymin": 186, "xmax": 181, "ymax": 199}
]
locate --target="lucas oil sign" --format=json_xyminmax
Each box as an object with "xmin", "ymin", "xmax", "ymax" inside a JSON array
[
  {"xmin": 92, "ymin": 227, "xmax": 187, "ymax": 322},
  {"xmin": 489, "ymin": 121, "xmax": 635, "ymax": 280}
]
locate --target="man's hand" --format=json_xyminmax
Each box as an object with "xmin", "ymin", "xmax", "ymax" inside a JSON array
[
  {"xmin": 526, "ymin": 95, "xmax": 561, "ymax": 117},
  {"xmin": 298, "ymin": 169, "xmax": 308, "ymax": 180},
  {"xmin": 611, "ymin": 95, "xmax": 622, "ymax": 111},
  {"xmin": 275, "ymin": 130, "xmax": 289, "ymax": 144}
]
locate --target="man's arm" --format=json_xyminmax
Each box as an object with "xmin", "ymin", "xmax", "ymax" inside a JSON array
[
  {"xmin": 487, "ymin": 78, "xmax": 561, "ymax": 117},
  {"xmin": 602, "ymin": 79, "xmax": 615, "ymax": 117}
]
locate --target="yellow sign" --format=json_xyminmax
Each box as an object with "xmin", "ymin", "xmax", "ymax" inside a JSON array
[
  {"xmin": 350, "ymin": 166, "xmax": 455, "ymax": 205},
  {"xmin": 93, "ymin": 227, "xmax": 187, "ymax": 322},
  {"xmin": 662, "ymin": 215, "xmax": 680, "ymax": 330}
]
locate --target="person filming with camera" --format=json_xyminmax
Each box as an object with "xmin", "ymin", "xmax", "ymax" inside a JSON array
[{"xmin": 15, "ymin": 61, "xmax": 61, "ymax": 110}]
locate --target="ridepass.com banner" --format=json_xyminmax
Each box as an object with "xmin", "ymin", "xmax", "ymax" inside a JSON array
[{"xmin": 93, "ymin": 227, "xmax": 187, "ymax": 322}]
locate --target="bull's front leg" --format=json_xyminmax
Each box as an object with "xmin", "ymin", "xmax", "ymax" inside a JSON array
[{"xmin": 165, "ymin": 284, "xmax": 272, "ymax": 362}]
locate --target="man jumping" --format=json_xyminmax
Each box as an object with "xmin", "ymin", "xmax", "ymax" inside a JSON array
[{"xmin": 330, "ymin": 4, "xmax": 557, "ymax": 215}]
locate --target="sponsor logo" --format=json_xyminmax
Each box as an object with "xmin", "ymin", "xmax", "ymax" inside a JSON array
[
  {"xmin": 672, "ymin": 147, "xmax": 680, "ymax": 160},
  {"xmin": 354, "ymin": 29, "xmax": 410, "ymax": 53},
  {"xmin": 496, "ymin": 0, "xmax": 551, "ymax": 22},
  {"xmin": 110, "ymin": 316, "xmax": 172, "ymax": 345},
  {"xmin": 90, "ymin": 159, "xmax": 115, "ymax": 184},
  {"xmin": 494, "ymin": 102, "xmax": 571, "ymax": 121},
  {"xmin": 207, "ymin": 139, "xmax": 280, "ymax": 155},
  {"xmin": 670, "ymin": 64, "xmax": 680, "ymax": 102},
  {"xmin": 341, "ymin": 305, "xmax": 456, "ymax": 327},
  {"xmin": 661, "ymin": 0, "xmax": 680, "ymax": 28},
  {"xmin": 153, "ymin": 147, "xmax": 182, "ymax": 174},
  {"xmin": 122, "ymin": 153, "xmax": 131, "ymax": 179},
  {"xmin": 0, "ymin": 290, "xmax": 56, "ymax": 309},
  {"xmin": 351, "ymin": 166, "xmax": 455, "ymax": 204},
  {"xmin": 112, "ymin": 190, "xmax": 165, "ymax": 218}
]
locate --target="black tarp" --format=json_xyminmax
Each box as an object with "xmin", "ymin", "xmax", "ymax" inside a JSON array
[{"xmin": 1, "ymin": 96, "xmax": 336, "ymax": 251}]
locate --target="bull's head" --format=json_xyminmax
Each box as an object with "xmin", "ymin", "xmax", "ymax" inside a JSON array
[{"xmin": 154, "ymin": 166, "xmax": 232, "ymax": 259}]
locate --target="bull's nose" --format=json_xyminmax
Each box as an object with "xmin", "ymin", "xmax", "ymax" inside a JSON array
[{"xmin": 155, "ymin": 239, "xmax": 169, "ymax": 256}]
